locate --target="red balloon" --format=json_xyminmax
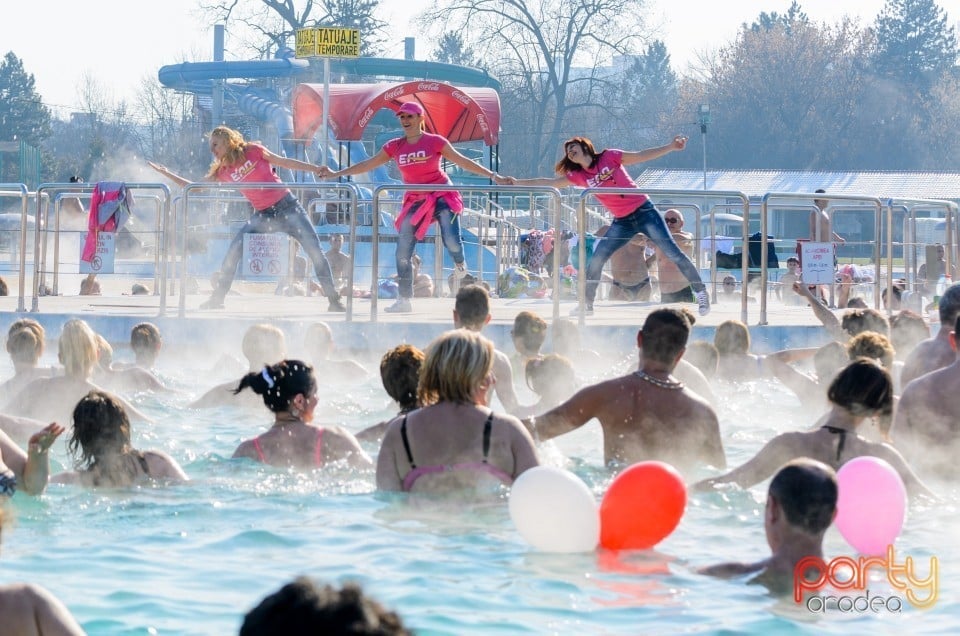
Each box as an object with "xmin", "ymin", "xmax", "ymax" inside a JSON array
[{"xmin": 600, "ymin": 461, "xmax": 687, "ymax": 550}]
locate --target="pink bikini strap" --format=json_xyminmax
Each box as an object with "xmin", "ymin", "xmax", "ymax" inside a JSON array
[
  {"xmin": 314, "ymin": 428, "xmax": 324, "ymax": 467},
  {"xmin": 252, "ymin": 438, "xmax": 267, "ymax": 463}
]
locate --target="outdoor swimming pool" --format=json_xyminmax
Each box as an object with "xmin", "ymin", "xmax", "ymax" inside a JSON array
[{"xmin": 1, "ymin": 348, "xmax": 957, "ymax": 635}]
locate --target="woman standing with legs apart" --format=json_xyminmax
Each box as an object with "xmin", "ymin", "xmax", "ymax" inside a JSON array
[
  {"xmin": 319, "ymin": 102, "xmax": 511, "ymax": 313},
  {"xmin": 505, "ymin": 136, "xmax": 710, "ymax": 317},
  {"xmin": 148, "ymin": 126, "xmax": 345, "ymax": 312}
]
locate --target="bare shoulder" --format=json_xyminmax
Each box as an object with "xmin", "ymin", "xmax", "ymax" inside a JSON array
[{"xmin": 143, "ymin": 450, "xmax": 187, "ymax": 480}]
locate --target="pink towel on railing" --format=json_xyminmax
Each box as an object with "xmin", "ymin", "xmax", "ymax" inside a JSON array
[{"xmin": 81, "ymin": 181, "xmax": 133, "ymax": 262}]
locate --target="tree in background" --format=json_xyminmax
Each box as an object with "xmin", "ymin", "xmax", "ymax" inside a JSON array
[
  {"xmin": 199, "ymin": 0, "xmax": 389, "ymax": 58},
  {"xmin": 0, "ymin": 52, "xmax": 51, "ymax": 147},
  {"xmin": 422, "ymin": 0, "xmax": 650, "ymax": 176},
  {"xmin": 668, "ymin": 15, "xmax": 876, "ymax": 170},
  {"xmin": 873, "ymin": 0, "xmax": 958, "ymax": 89},
  {"xmin": 431, "ymin": 32, "xmax": 485, "ymax": 69},
  {"xmin": 608, "ymin": 41, "xmax": 679, "ymax": 151}
]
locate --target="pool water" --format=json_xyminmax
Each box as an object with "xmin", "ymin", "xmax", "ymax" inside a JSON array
[{"xmin": 1, "ymin": 354, "xmax": 958, "ymax": 635}]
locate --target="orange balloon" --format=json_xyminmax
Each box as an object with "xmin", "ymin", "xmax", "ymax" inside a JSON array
[{"xmin": 599, "ymin": 461, "xmax": 687, "ymax": 550}]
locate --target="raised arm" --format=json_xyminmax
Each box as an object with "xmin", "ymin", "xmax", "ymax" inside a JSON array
[
  {"xmin": 440, "ymin": 141, "xmax": 507, "ymax": 183},
  {"xmin": 505, "ymin": 174, "xmax": 573, "ymax": 188},
  {"xmin": 147, "ymin": 161, "xmax": 193, "ymax": 188},
  {"xmin": 522, "ymin": 385, "xmax": 600, "ymax": 442},
  {"xmin": 1, "ymin": 423, "xmax": 64, "ymax": 496},
  {"xmin": 318, "ymin": 149, "xmax": 392, "ymax": 180},
  {"xmin": 793, "ymin": 282, "xmax": 843, "ymax": 339},
  {"xmin": 619, "ymin": 135, "xmax": 687, "ymax": 166},
  {"xmin": 259, "ymin": 145, "xmax": 327, "ymax": 176},
  {"xmin": 694, "ymin": 434, "xmax": 795, "ymax": 491}
]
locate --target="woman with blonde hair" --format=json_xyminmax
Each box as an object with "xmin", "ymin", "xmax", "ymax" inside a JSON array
[
  {"xmin": 1, "ymin": 320, "xmax": 56, "ymax": 416},
  {"xmin": 3, "ymin": 319, "xmax": 148, "ymax": 424},
  {"xmin": 148, "ymin": 125, "xmax": 345, "ymax": 312},
  {"xmin": 714, "ymin": 319, "xmax": 766, "ymax": 381},
  {"xmin": 376, "ymin": 329, "xmax": 539, "ymax": 493}
]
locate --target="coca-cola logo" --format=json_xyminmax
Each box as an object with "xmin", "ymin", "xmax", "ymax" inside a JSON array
[
  {"xmin": 358, "ymin": 107, "xmax": 375, "ymax": 127},
  {"xmin": 450, "ymin": 90, "xmax": 471, "ymax": 105},
  {"xmin": 417, "ymin": 82, "xmax": 440, "ymax": 92},
  {"xmin": 476, "ymin": 114, "xmax": 489, "ymax": 132},
  {"xmin": 383, "ymin": 86, "xmax": 405, "ymax": 100}
]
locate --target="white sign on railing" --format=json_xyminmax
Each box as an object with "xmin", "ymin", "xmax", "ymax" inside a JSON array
[
  {"xmin": 242, "ymin": 233, "xmax": 290, "ymax": 279},
  {"xmin": 800, "ymin": 241, "xmax": 834, "ymax": 285},
  {"xmin": 79, "ymin": 232, "xmax": 115, "ymax": 274}
]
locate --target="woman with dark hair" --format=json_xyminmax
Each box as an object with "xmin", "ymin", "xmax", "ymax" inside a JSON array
[
  {"xmin": 232, "ymin": 360, "xmax": 371, "ymax": 469},
  {"xmin": 52, "ymin": 390, "xmax": 187, "ymax": 488},
  {"xmin": 695, "ymin": 359, "xmax": 932, "ymax": 498},
  {"xmin": 148, "ymin": 125, "xmax": 345, "ymax": 312},
  {"xmin": 504, "ymin": 135, "xmax": 710, "ymax": 317}
]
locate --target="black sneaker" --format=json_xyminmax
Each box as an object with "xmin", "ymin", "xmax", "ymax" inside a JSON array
[
  {"xmin": 328, "ymin": 297, "xmax": 346, "ymax": 312},
  {"xmin": 199, "ymin": 296, "xmax": 224, "ymax": 310}
]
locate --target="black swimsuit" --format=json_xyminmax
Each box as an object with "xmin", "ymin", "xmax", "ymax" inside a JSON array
[{"xmin": 821, "ymin": 426, "xmax": 847, "ymax": 461}]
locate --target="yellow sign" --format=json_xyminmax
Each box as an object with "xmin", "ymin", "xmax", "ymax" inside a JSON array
[
  {"xmin": 295, "ymin": 27, "xmax": 361, "ymax": 58},
  {"xmin": 295, "ymin": 28, "xmax": 317, "ymax": 58}
]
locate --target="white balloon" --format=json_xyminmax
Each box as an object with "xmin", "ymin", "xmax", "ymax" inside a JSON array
[{"xmin": 509, "ymin": 466, "xmax": 599, "ymax": 553}]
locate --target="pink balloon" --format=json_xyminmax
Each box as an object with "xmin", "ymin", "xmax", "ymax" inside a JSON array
[{"xmin": 835, "ymin": 457, "xmax": 907, "ymax": 556}]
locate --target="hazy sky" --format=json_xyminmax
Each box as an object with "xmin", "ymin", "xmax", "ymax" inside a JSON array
[{"xmin": 1, "ymin": 0, "xmax": 953, "ymax": 116}]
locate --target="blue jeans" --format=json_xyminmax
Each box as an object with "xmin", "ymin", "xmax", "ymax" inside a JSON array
[
  {"xmin": 585, "ymin": 200, "xmax": 704, "ymax": 304},
  {"xmin": 396, "ymin": 199, "xmax": 464, "ymax": 299},
  {"xmin": 214, "ymin": 193, "xmax": 339, "ymax": 299}
]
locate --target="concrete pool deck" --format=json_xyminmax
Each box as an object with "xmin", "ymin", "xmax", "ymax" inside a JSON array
[{"xmin": 0, "ymin": 279, "xmax": 880, "ymax": 358}]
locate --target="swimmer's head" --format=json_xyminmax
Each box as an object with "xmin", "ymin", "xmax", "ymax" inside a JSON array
[
  {"xmin": 525, "ymin": 353, "xmax": 576, "ymax": 397},
  {"xmin": 241, "ymin": 324, "xmax": 287, "ymax": 370},
  {"xmin": 453, "ymin": 284, "xmax": 491, "ymax": 330},
  {"xmin": 94, "ymin": 334, "xmax": 113, "ymax": 370},
  {"xmin": 889, "ymin": 310, "xmax": 928, "ymax": 358},
  {"xmin": 714, "ymin": 319, "xmax": 750, "ymax": 356},
  {"xmin": 767, "ymin": 458, "xmax": 838, "ymax": 538},
  {"xmin": 841, "ymin": 308, "xmax": 889, "ymax": 337},
  {"xmin": 827, "ymin": 358, "xmax": 893, "ymax": 419},
  {"xmin": 419, "ymin": 329, "xmax": 494, "ymax": 406},
  {"xmin": 235, "ymin": 359, "xmax": 317, "ymax": 416},
  {"xmin": 638, "ymin": 308, "xmax": 692, "ymax": 365},
  {"xmin": 846, "ymin": 331, "xmax": 894, "ymax": 369},
  {"xmin": 939, "ymin": 282, "xmax": 960, "ymax": 326},
  {"xmin": 380, "ymin": 344, "xmax": 425, "ymax": 412},
  {"xmin": 239, "ymin": 577, "xmax": 410, "ymax": 636},
  {"xmin": 6, "ymin": 318, "xmax": 45, "ymax": 365},
  {"xmin": 58, "ymin": 319, "xmax": 99, "ymax": 378},
  {"xmin": 69, "ymin": 390, "xmax": 133, "ymax": 470},
  {"xmin": 511, "ymin": 311, "xmax": 548, "ymax": 354},
  {"xmin": 130, "ymin": 322, "xmax": 162, "ymax": 363},
  {"xmin": 304, "ymin": 322, "xmax": 334, "ymax": 360}
]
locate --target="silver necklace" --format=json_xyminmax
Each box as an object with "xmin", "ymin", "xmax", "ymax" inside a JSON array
[{"xmin": 634, "ymin": 369, "xmax": 684, "ymax": 390}]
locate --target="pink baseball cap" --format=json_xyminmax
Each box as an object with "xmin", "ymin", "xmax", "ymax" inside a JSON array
[{"xmin": 397, "ymin": 102, "xmax": 424, "ymax": 116}]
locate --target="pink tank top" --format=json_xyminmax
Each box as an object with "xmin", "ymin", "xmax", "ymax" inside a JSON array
[
  {"xmin": 399, "ymin": 412, "xmax": 513, "ymax": 492},
  {"xmin": 215, "ymin": 144, "xmax": 288, "ymax": 211},
  {"xmin": 565, "ymin": 149, "xmax": 649, "ymax": 218}
]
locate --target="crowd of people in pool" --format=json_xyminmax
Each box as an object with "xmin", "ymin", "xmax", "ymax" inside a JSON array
[{"xmin": 1, "ymin": 276, "xmax": 959, "ymax": 631}]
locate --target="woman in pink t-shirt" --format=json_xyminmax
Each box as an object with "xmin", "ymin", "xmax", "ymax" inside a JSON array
[
  {"xmin": 148, "ymin": 126, "xmax": 345, "ymax": 312},
  {"xmin": 319, "ymin": 102, "xmax": 509, "ymax": 313},
  {"xmin": 506, "ymin": 136, "xmax": 710, "ymax": 317}
]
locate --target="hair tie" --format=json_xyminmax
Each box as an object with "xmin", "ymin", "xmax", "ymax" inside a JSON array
[{"xmin": 261, "ymin": 367, "xmax": 275, "ymax": 388}]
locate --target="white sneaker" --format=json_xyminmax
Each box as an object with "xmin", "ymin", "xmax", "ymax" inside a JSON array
[
  {"xmin": 569, "ymin": 303, "xmax": 594, "ymax": 317},
  {"xmin": 454, "ymin": 262, "xmax": 469, "ymax": 280},
  {"xmin": 695, "ymin": 288, "xmax": 711, "ymax": 316},
  {"xmin": 384, "ymin": 298, "xmax": 412, "ymax": 313}
]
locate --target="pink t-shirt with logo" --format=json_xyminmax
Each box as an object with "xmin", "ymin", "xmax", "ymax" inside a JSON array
[
  {"xmin": 565, "ymin": 149, "xmax": 648, "ymax": 218},
  {"xmin": 215, "ymin": 144, "xmax": 287, "ymax": 211},
  {"xmin": 382, "ymin": 133, "xmax": 452, "ymax": 187}
]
